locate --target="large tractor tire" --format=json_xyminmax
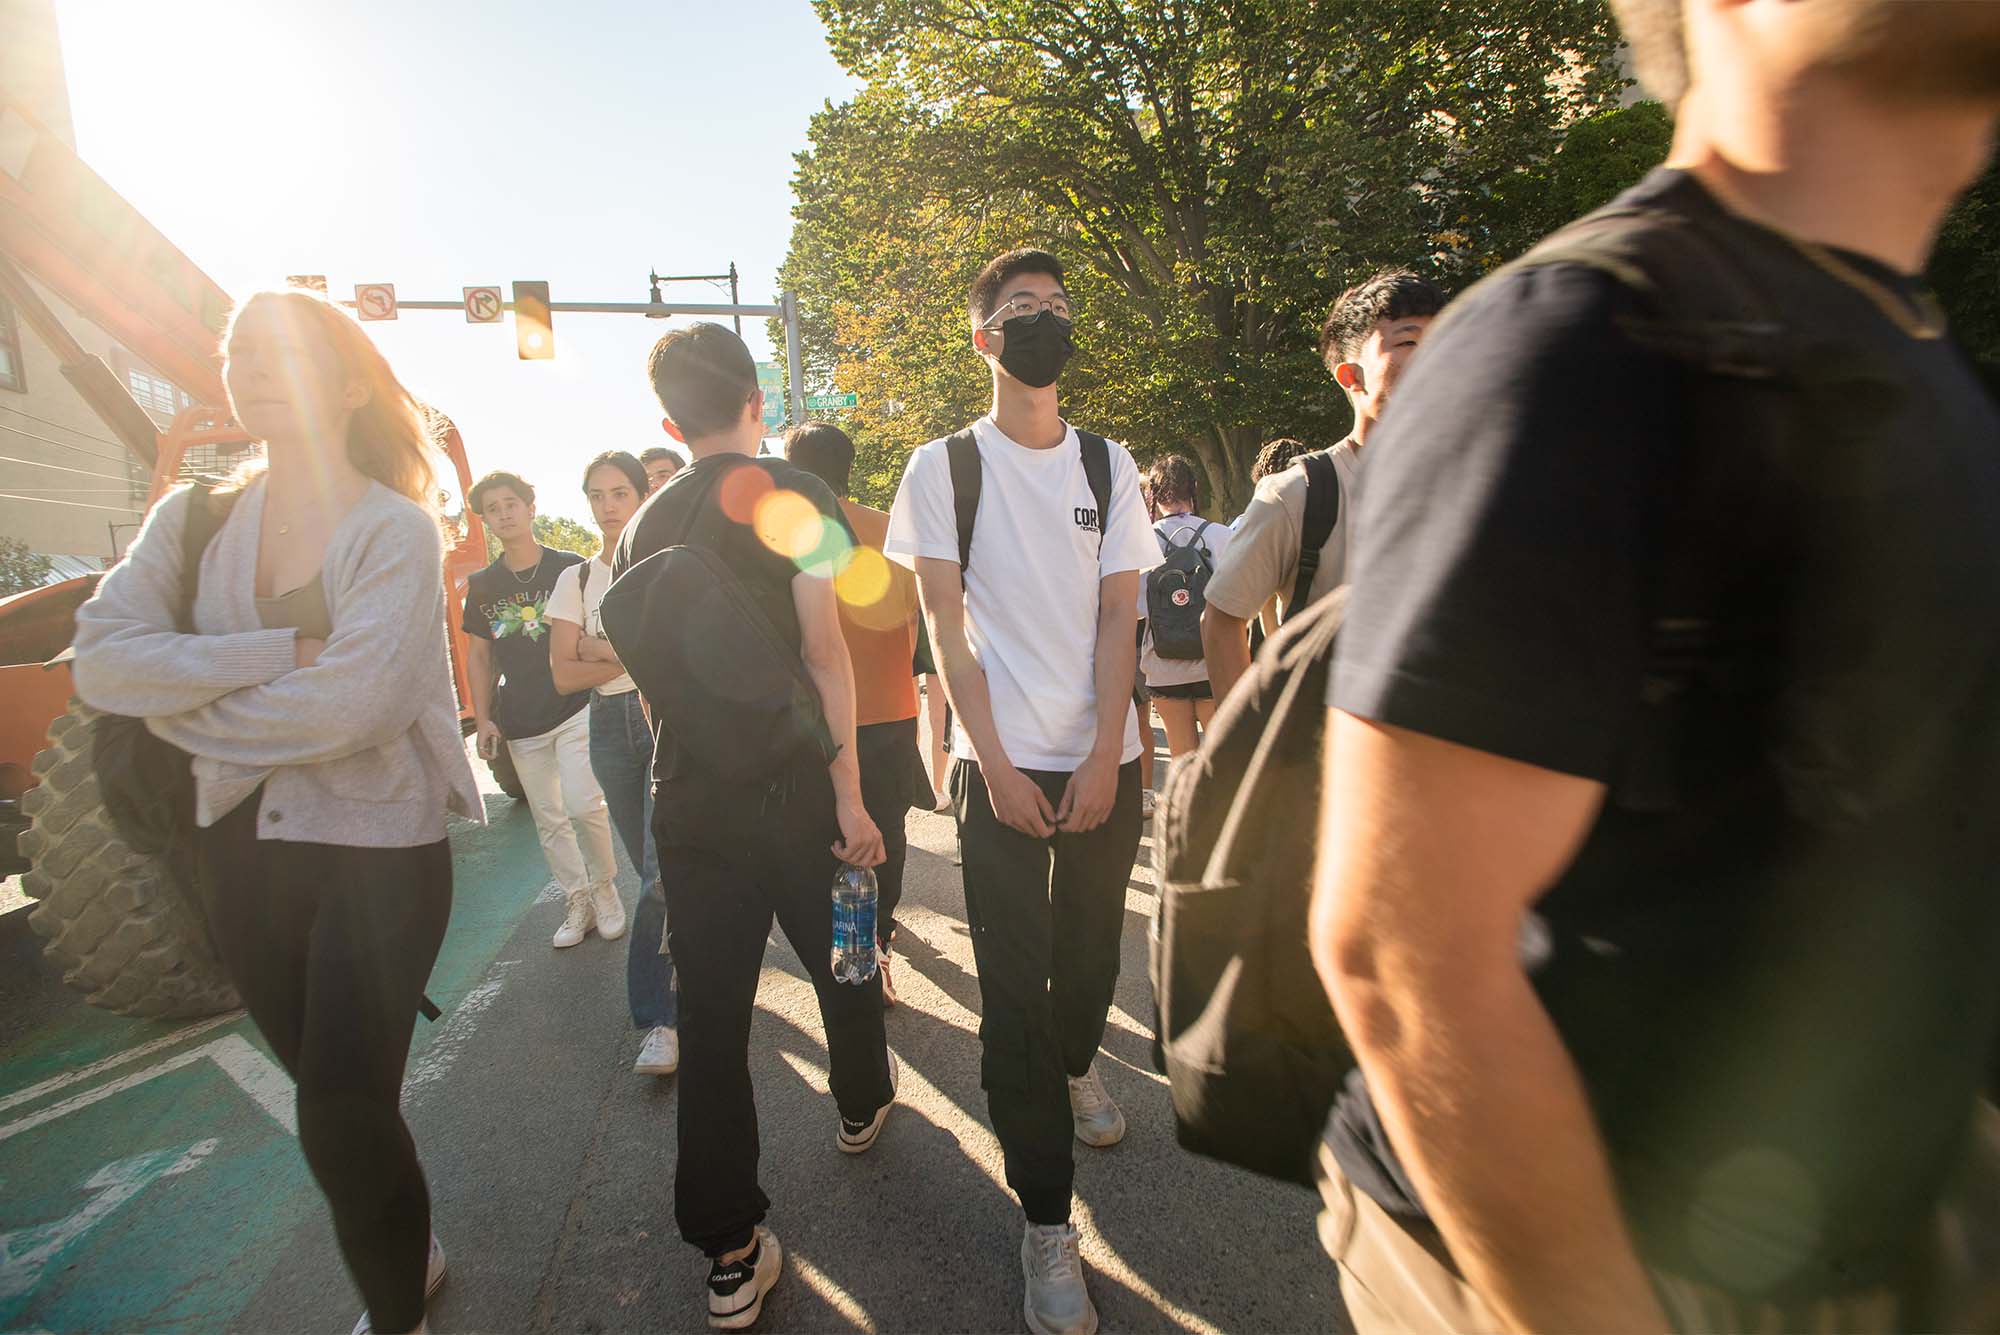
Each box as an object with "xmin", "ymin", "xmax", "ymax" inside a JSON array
[
  {"xmin": 486, "ymin": 742, "xmax": 525, "ymax": 800},
  {"xmin": 17, "ymin": 699, "xmax": 239, "ymax": 1019}
]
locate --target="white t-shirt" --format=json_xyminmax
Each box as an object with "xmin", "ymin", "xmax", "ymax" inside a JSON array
[
  {"xmin": 1138, "ymin": 512, "xmax": 1232, "ymax": 688},
  {"xmin": 884, "ymin": 417, "xmax": 1159, "ymax": 770},
  {"xmin": 545, "ymin": 554, "xmax": 636, "ymax": 696}
]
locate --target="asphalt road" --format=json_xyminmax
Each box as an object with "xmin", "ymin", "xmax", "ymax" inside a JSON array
[{"xmin": 0, "ymin": 737, "xmax": 1347, "ymax": 1334}]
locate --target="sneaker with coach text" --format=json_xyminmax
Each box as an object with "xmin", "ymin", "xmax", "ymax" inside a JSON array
[
  {"xmin": 707, "ymin": 1226, "xmax": 782, "ymax": 1330},
  {"xmin": 634, "ymin": 1025, "xmax": 679, "ymax": 1076},
  {"xmin": 1021, "ymin": 1222, "xmax": 1097, "ymax": 1335},
  {"xmin": 1067, "ymin": 1065, "xmax": 1126, "ymax": 1148},
  {"xmin": 837, "ymin": 1049, "xmax": 900, "ymax": 1153},
  {"xmin": 350, "ymin": 1232, "xmax": 446, "ymax": 1334}
]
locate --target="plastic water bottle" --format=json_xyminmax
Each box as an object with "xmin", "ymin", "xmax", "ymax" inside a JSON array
[{"xmin": 831, "ymin": 863, "xmax": 879, "ymax": 985}]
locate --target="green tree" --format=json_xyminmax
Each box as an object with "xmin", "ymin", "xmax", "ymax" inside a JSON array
[
  {"xmin": 483, "ymin": 514, "xmax": 601, "ymax": 561},
  {"xmin": 784, "ymin": 0, "xmax": 1633, "ymax": 512},
  {"xmin": 0, "ymin": 536, "xmax": 53, "ymax": 597},
  {"xmin": 1931, "ymin": 159, "xmax": 2000, "ymax": 380}
]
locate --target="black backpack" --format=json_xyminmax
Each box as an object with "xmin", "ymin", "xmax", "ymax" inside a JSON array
[
  {"xmin": 1150, "ymin": 199, "xmax": 1815, "ymax": 1188},
  {"xmin": 946, "ymin": 426, "xmax": 1113, "ymax": 571},
  {"xmin": 94, "ymin": 482, "xmax": 238, "ymax": 864},
  {"xmin": 599, "ymin": 457, "xmax": 836, "ymax": 786},
  {"xmin": 1145, "ymin": 520, "xmax": 1217, "ymax": 660}
]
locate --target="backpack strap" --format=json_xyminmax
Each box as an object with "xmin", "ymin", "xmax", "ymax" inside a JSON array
[
  {"xmin": 579, "ymin": 556, "xmax": 593, "ymax": 608},
  {"xmin": 949, "ymin": 426, "xmax": 1114, "ymax": 572},
  {"xmin": 1076, "ymin": 431, "xmax": 1114, "ymax": 551},
  {"xmin": 175, "ymin": 482, "xmax": 239, "ymax": 636},
  {"xmin": 1286, "ymin": 451, "xmax": 1340, "ymax": 621},
  {"xmin": 946, "ymin": 428, "xmax": 980, "ymax": 571}
]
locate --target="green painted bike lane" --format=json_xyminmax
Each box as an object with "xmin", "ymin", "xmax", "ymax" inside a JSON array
[{"xmin": 0, "ymin": 778, "xmax": 547, "ymax": 1333}]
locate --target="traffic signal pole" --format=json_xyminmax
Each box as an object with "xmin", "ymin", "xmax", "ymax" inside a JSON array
[{"xmin": 341, "ymin": 292, "xmax": 807, "ymax": 425}]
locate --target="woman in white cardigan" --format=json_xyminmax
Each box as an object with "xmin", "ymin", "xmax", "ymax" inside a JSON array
[{"xmin": 72, "ymin": 288, "xmax": 480, "ymax": 1335}]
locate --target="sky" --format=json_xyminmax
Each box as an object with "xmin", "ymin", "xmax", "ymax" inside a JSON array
[{"xmin": 55, "ymin": 0, "xmax": 860, "ymax": 521}]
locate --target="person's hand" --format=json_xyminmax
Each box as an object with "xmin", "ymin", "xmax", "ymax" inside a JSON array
[
  {"xmin": 579, "ymin": 634, "xmax": 622, "ymax": 665},
  {"xmin": 476, "ymin": 719, "xmax": 503, "ymax": 761},
  {"xmin": 294, "ymin": 636, "xmax": 325, "ymax": 670},
  {"xmin": 1056, "ymin": 749, "xmax": 1119, "ymax": 833},
  {"xmin": 832, "ymin": 798, "xmax": 886, "ymax": 868},
  {"xmin": 986, "ymin": 763, "xmax": 1056, "ymax": 838}
]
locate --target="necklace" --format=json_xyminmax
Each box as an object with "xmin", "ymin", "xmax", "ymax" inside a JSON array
[
  {"xmin": 1785, "ymin": 238, "xmax": 1947, "ymax": 341},
  {"xmin": 509, "ymin": 552, "xmax": 544, "ymax": 585}
]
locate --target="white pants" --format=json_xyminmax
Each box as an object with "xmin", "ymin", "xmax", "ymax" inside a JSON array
[{"xmin": 506, "ymin": 708, "xmax": 616, "ymax": 901}]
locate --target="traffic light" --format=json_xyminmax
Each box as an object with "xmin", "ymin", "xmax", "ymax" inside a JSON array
[{"xmin": 513, "ymin": 280, "xmax": 553, "ymax": 360}]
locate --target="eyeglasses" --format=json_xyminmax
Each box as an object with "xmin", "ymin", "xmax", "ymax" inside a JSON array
[{"xmin": 982, "ymin": 294, "xmax": 1073, "ymax": 329}]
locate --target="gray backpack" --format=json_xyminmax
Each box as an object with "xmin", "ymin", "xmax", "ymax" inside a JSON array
[{"xmin": 1145, "ymin": 520, "xmax": 1216, "ymax": 660}]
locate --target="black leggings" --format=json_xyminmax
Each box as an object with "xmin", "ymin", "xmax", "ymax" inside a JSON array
[{"xmin": 194, "ymin": 794, "xmax": 452, "ymax": 1333}]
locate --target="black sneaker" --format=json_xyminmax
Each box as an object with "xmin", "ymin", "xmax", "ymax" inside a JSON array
[{"xmin": 707, "ymin": 1227, "xmax": 782, "ymax": 1330}]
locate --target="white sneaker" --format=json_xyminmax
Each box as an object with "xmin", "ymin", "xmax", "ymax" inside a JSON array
[
  {"xmin": 1067, "ymin": 1066, "xmax": 1126, "ymax": 1148},
  {"xmin": 879, "ymin": 946, "xmax": 899, "ymax": 1009},
  {"xmin": 552, "ymin": 889, "xmax": 594, "ymax": 949},
  {"xmin": 634, "ymin": 1025, "xmax": 679, "ymax": 1076},
  {"xmin": 350, "ymin": 1233, "xmax": 446, "ymax": 1334},
  {"xmin": 1021, "ymin": 1222, "xmax": 1096, "ymax": 1335},
  {"xmin": 837, "ymin": 1049, "xmax": 900, "ymax": 1154},
  {"xmin": 1140, "ymin": 788, "xmax": 1157, "ymax": 819},
  {"xmin": 591, "ymin": 881, "xmax": 627, "ymax": 941},
  {"xmin": 707, "ymin": 1226, "xmax": 782, "ymax": 1330}
]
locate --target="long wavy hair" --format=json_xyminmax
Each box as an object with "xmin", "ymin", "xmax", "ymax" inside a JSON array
[{"xmin": 223, "ymin": 288, "xmax": 440, "ymax": 509}]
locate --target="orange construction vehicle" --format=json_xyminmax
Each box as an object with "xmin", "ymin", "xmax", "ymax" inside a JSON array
[{"xmin": 0, "ymin": 105, "xmax": 515, "ymax": 1017}]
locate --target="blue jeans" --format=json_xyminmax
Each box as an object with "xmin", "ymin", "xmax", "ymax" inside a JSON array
[{"xmin": 589, "ymin": 690, "xmax": 677, "ymax": 1029}]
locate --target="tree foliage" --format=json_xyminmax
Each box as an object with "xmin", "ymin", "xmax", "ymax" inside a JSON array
[
  {"xmin": 483, "ymin": 514, "xmax": 601, "ymax": 561},
  {"xmin": 783, "ymin": 0, "xmax": 1635, "ymax": 511},
  {"xmin": 0, "ymin": 536, "xmax": 54, "ymax": 597},
  {"xmin": 1932, "ymin": 158, "xmax": 2000, "ymax": 382}
]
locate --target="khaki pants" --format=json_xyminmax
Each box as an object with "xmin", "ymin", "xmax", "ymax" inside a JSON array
[{"xmin": 1315, "ymin": 1115, "xmax": 2000, "ymax": 1335}]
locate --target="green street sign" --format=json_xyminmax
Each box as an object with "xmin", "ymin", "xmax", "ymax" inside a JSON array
[
  {"xmin": 755, "ymin": 362, "xmax": 787, "ymax": 430},
  {"xmin": 806, "ymin": 392, "xmax": 859, "ymax": 411}
]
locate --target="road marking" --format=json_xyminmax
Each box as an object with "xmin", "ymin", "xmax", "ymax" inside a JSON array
[
  {"xmin": 0, "ymin": 1036, "xmax": 293, "ymax": 1145},
  {"xmin": 535, "ymin": 879, "xmax": 563, "ymax": 905},
  {"xmin": 0, "ymin": 1138, "xmax": 217, "ymax": 1300},
  {"xmin": 0, "ymin": 1013, "xmax": 241, "ymax": 1117},
  {"xmin": 402, "ymin": 960, "xmax": 514, "ymax": 1107},
  {"xmin": 789, "ymin": 1250, "xmax": 878, "ymax": 1333}
]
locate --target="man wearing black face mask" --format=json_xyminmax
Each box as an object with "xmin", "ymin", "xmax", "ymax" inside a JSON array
[{"xmin": 886, "ymin": 248, "xmax": 1158, "ymax": 1335}]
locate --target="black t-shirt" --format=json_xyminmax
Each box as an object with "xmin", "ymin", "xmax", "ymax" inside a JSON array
[
  {"xmin": 461, "ymin": 545, "xmax": 588, "ymax": 740},
  {"xmin": 612, "ymin": 453, "xmax": 853, "ymax": 842},
  {"xmin": 1328, "ymin": 169, "xmax": 2000, "ymax": 1301}
]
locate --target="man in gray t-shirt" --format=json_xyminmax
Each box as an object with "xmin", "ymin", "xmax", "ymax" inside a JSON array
[{"xmin": 1201, "ymin": 270, "xmax": 1444, "ymax": 700}]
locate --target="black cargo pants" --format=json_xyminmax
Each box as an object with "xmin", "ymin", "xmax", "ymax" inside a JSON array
[{"xmin": 952, "ymin": 757, "xmax": 1142, "ymax": 1225}]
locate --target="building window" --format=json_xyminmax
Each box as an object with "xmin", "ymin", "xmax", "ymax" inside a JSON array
[
  {"xmin": 125, "ymin": 367, "xmax": 182, "ymax": 416},
  {"xmin": 0, "ymin": 297, "xmax": 24, "ymax": 393}
]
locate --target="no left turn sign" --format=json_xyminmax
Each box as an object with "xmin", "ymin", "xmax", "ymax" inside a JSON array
[
  {"xmin": 354, "ymin": 283, "xmax": 397, "ymax": 321},
  {"xmin": 463, "ymin": 286, "xmax": 504, "ymax": 324}
]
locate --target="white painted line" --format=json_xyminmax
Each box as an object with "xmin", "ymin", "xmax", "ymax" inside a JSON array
[
  {"xmin": 0, "ymin": 1138, "xmax": 219, "ymax": 1300},
  {"xmin": 788, "ymin": 1249, "xmax": 878, "ymax": 1333},
  {"xmin": 0, "ymin": 1012, "xmax": 241, "ymax": 1116},
  {"xmin": 0, "ymin": 1035, "xmax": 294, "ymax": 1145},
  {"xmin": 401, "ymin": 961, "xmax": 514, "ymax": 1108}
]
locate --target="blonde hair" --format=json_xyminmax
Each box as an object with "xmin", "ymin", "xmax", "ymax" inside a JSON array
[{"xmin": 223, "ymin": 288, "xmax": 441, "ymax": 508}]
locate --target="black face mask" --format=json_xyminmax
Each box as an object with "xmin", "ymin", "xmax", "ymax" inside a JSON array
[{"xmin": 995, "ymin": 310, "xmax": 1075, "ymax": 388}]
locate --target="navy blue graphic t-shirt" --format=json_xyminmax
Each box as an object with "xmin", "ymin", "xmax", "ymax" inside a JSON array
[{"xmin": 462, "ymin": 545, "xmax": 588, "ymax": 740}]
